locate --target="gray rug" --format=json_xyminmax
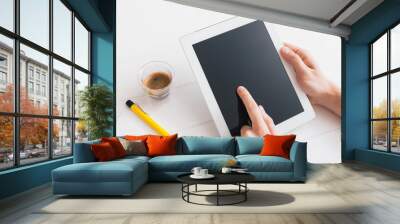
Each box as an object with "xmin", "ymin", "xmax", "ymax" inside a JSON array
[{"xmin": 38, "ymin": 183, "xmax": 362, "ymax": 214}]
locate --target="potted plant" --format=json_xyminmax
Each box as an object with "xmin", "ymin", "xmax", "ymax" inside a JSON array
[{"xmin": 79, "ymin": 84, "xmax": 113, "ymax": 140}]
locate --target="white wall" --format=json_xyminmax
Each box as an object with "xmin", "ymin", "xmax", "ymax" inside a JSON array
[{"xmin": 116, "ymin": 0, "xmax": 341, "ymax": 163}]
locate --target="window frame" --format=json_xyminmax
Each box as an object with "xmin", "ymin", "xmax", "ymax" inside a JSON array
[
  {"xmin": 0, "ymin": 0, "xmax": 91, "ymax": 171},
  {"xmin": 370, "ymin": 21, "xmax": 400, "ymax": 154}
]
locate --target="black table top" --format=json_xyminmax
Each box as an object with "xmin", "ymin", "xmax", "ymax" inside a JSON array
[{"xmin": 177, "ymin": 172, "xmax": 255, "ymax": 185}]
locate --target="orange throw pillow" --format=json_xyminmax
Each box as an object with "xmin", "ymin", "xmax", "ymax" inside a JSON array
[
  {"xmin": 260, "ymin": 134, "xmax": 296, "ymax": 159},
  {"xmin": 124, "ymin": 135, "xmax": 153, "ymax": 143},
  {"xmin": 101, "ymin": 137, "xmax": 127, "ymax": 158},
  {"xmin": 91, "ymin": 142, "xmax": 117, "ymax": 162},
  {"xmin": 146, "ymin": 134, "xmax": 178, "ymax": 157}
]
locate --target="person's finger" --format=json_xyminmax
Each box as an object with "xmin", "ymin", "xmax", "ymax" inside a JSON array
[
  {"xmin": 259, "ymin": 105, "xmax": 277, "ymax": 135},
  {"xmin": 280, "ymin": 46, "xmax": 309, "ymax": 76},
  {"xmin": 240, "ymin": 125, "xmax": 257, "ymax": 137},
  {"xmin": 237, "ymin": 86, "xmax": 269, "ymax": 135},
  {"xmin": 283, "ymin": 43, "xmax": 317, "ymax": 69}
]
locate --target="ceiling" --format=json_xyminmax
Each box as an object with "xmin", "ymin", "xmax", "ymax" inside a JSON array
[
  {"xmin": 227, "ymin": 0, "xmax": 353, "ymax": 23},
  {"xmin": 167, "ymin": 0, "xmax": 384, "ymax": 37}
]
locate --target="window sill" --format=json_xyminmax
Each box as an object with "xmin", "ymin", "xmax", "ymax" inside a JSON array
[
  {"xmin": 0, "ymin": 156, "xmax": 72, "ymax": 176},
  {"xmin": 355, "ymin": 148, "xmax": 400, "ymax": 172}
]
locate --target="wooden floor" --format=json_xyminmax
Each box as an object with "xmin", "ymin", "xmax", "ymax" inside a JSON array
[{"xmin": 1, "ymin": 162, "xmax": 400, "ymax": 224}]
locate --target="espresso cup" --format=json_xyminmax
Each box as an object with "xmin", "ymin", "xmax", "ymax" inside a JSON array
[
  {"xmin": 139, "ymin": 61, "xmax": 174, "ymax": 99},
  {"xmin": 191, "ymin": 167, "xmax": 202, "ymax": 176},
  {"xmin": 199, "ymin": 169, "xmax": 208, "ymax": 176},
  {"xmin": 221, "ymin": 167, "xmax": 232, "ymax": 174}
]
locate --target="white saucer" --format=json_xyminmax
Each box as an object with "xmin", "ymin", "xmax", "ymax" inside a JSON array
[{"xmin": 190, "ymin": 174, "xmax": 215, "ymax": 179}]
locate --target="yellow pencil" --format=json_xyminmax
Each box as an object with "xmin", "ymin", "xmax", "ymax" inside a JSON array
[{"xmin": 126, "ymin": 100, "xmax": 170, "ymax": 136}]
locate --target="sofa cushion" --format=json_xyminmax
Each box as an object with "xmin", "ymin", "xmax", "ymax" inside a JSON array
[
  {"xmin": 235, "ymin": 137, "xmax": 263, "ymax": 155},
  {"xmin": 73, "ymin": 140, "xmax": 100, "ymax": 163},
  {"xmin": 236, "ymin": 155, "xmax": 293, "ymax": 172},
  {"xmin": 178, "ymin": 136, "xmax": 235, "ymax": 155},
  {"xmin": 149, "ymin": 154, "xmax": 235, "ymax": 172},
  {"xmin": 53, "ymin": 158, "xmax": 148, "ymax": 183},
  {"xmin": 91, "ymin": 142, "xmax": 118, "ymax": 161},
  {"xmin": 118, "ymin": 138, "xmax": 147, "ymax": 156},
  {"xmin": 146, "ymin": 134, "xmax": 178, "ymax": 157},
  {"xmin": 101, "ymin": 137, "xmax": 127, "ymax": 158},
  {"xmin": 259, "ymin": 134, "xmax": 296, "ymax": 159}
]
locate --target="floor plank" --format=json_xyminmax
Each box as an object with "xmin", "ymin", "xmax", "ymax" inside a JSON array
[{"xmin": 1, "ymin": 162, "xmax": 400, "ymax": 224}]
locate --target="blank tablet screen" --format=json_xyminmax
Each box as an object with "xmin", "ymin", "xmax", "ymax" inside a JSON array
[{"xmin": 193, "ymin": 20, "xmax": 304, "ymax": 136}]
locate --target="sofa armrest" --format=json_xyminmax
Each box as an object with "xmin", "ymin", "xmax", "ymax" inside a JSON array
[
  {"xmin": 73, "ymin": 141, "xmax": 99, "ymax": 163},
  {"xmin": 289, "ymin": 141, "xmax": 307, "ymax": 181}
]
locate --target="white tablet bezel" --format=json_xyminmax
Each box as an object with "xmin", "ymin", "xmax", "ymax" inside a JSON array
[{"xmin": 181, "ymin": 17, "xmax": 315, "ymax": 136}]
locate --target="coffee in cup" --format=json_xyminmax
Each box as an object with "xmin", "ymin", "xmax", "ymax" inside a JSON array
[{"xmin": 139, "ymin": 61, "xmax": 174, "ymax": 99}]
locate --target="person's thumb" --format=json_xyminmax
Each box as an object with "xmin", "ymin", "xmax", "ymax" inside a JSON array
[{"xmin": 280, "ymin": 46, "xmax": 308, "ymax": 75}]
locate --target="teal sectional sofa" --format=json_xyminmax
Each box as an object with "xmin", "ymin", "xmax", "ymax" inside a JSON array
[{"xmin": 52, "ymin": 136, "xmax": 307, "ymax": 196}]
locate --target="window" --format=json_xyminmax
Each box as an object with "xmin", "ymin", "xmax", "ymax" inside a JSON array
[
  {"xmin": 35, "ymin": 83, "xmax": 40, "ymax": 95},
  {"xmin": 53, "ymin": 59, "xmax": 72, "ymax": 117},
  {"xmin": 42, "ymin": 85, "xmax": 46, "ymax": 97},
  {"xmin": 75, "ymin": 18, "xmax": 89, "ymax": 70},
  {"xmin": 28, "ymin": 81, "xmax": 34, "ymax": 94},
  {"xmin": 0, "ymin": 0, "xmax": 13, "ymax": 31},
  {"xmin": 0, "ymin": 35, "xmax": 13, "ymax": 113},
  {"xmin": 0, "ymin": 55, "xmax": 7, "ymax": 67},
  {"xmin": 35, "ymin": 70, "xmax": 40, "ymax": 81},
  {"xmin": 0, "ymin": 71, "xmax": 6, "ymax": 85},
  {"xmin": 20, "ymin": 0, "xmax": 49, "ymax": 48},
  {"xmin": 53, "ymin": 0, "xmax": 72, "ymax": 60},
  {"xmin": 0, "ymin": 0, "xmax": 91, "ymax": 170},
  {"xmin": 28, "ymin": 67, "xmax": 34, "ymax": 80},
  {"xmin": 370, "ymin": 23, "xmax": 400, "ymax": 154}
]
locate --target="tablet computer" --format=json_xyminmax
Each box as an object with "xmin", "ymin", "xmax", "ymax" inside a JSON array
[{"xmin": 181, "ymin": 17, "xmax": 315, "ymax": 136}]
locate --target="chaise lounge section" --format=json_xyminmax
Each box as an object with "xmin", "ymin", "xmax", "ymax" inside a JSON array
[{"xmin": 52, "ymin": 136, "xmax": 307, "ymax": 196}]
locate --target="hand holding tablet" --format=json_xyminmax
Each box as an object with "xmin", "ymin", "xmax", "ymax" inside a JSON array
[
  {"xmin": 181, "ymin": 17, "xmax": 340, "ymax": 136},
  {"xmin": 237, "ymin": 43, "xmax": 341, "ymax": 137}
]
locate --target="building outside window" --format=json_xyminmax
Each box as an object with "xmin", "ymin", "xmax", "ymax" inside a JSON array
[
  {"xmin": 0, "ymin": 0, "xmax": 91, "ymax": 170},
  {"xmin": 370, "ymin": 23, "xmax": 400, "ymax": 154}
]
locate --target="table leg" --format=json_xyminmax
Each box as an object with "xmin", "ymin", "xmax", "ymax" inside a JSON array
[
  {"xmin": 245, "ymin": 183, "xmax": 247, "ymax": 201},
  {"xmin": 216, "ymin": 184, "xmax": 219, "ymax": 206},
  {"xmin": 187, "ymin": 184, "xmax": 190, "ymax": 202}
]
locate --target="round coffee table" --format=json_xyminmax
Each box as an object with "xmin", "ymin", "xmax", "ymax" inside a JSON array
[{"xmin": 177, "ymin": 173, "xmax": 255, "ymax": 206}]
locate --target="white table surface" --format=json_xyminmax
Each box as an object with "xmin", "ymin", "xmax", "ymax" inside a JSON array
[{"xmin": 116, "ymin": 0, "xmax": 342, "ymax": 163}]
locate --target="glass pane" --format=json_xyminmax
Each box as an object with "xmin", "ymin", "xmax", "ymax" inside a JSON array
[
  {"xmin": 74, "ymin": 18, "xmax": 89, "ymax": 69},
  {"xmin": 20, "ymin": 44, "xmax": 49, "ymax": 115},
  {"xmin": 372, "ymin": 121, "xmax": 388, "ymax": 151},
  {"xmin": 53, "ymin": 119, "xmax": 72, "ymax": 157},
  {"xmin": 20, "ymin": 117, "xmax": 49, "ymax": 165},
  {"xmin": 0, "ymin": 0, "xmax": 14, "ymax": 31},
  {"xmin": 0, "ymin": 34, "xmax": 14, "ymax": 112},
  {"xmin": 372, "ymin": 77, "xmax": 387, "ymax": 119},
  {"xmin": 20, "ymin": 0, "xmax": 49, "ymax": 49},
  {"xmin": 0, "ymin": 116, "xmax": 14, "ymax": 170},
  {"xmin": 53, "ymin": 59, "xmax": 72, "ymax": 117},
  {"xmin": 391, "ymin": 120, "xmax": 400, "ymax": 153},
  {"xmin": 392, "ymin": 72, "xmax": 400, "ymax": 118},
  {"xmin": 53, "ymin": 0, "xmax": 72, "ymax": 60},
  {"xmin": 74, "ymin": 69, "xmax": 89, "ymax": 118},
  {"xmin": 75, "ymin": 120, "xmax": 88, "ymax": 143},
  {"xmin": 372, "ymin": 33, "xmax": 387, "ymax": 76},
  {"xmin": 392, "ymin": 24, "xmax": 400, "ymax": 70}
]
